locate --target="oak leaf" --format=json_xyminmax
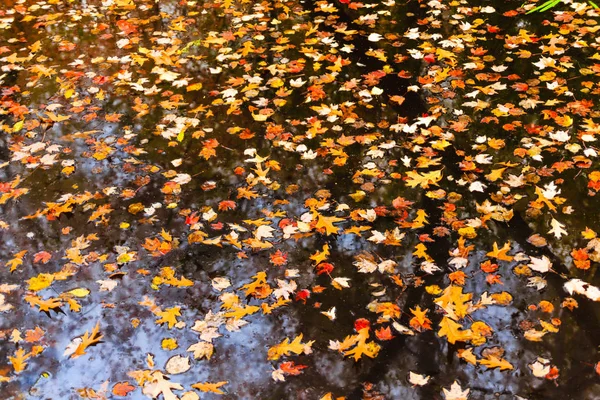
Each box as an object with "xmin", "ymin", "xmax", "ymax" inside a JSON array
[
  {"xmin": 8, "ymin": 348, "xmax": 31, "ymax": 373},
  {"xmin": 267, "ymin": 334, "xmax": 314, "ymax": 360},
  {"xmin": 72, "ymin": 322, "xmax": 103, "ymax": 358},
  {"xmin": 191, "ymin": 381, "xmax": 228, "ymax": 395},
  {"xmin": 479, "ymin": 355, "xmax": 514, "ymax": 371}
]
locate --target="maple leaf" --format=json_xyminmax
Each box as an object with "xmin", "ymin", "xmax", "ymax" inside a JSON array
[
  {"xmin": 409, "ymin": 306, "xmax": 432, "ymax": 331},
  {"xmin": 155, "ymin": 307, "xmax": 182, "ymax": 329},
  {"xmin": 218, "ymin": 200, "xmax": 237, "ymax": 211},
  {"xmin": 408, "ymin": 371, "xmax": 430, "ymax": 386},
  {"xmin": 315, "ymin": 214, "xmax": 344, "ymax": 235},
  {"xmin": 375, "ymin": 326, "xmax": 394, "ymax": 341},
  {"xmin": 24, "ymin": 326, "xmax": 45, "ymax": 343},
  {"xmin": 443, "ymin": 381, "xmax": 470, "ymax": 400},
  {"xmin": 405, "ymin": 170, "xmax": 442, "ymax": 188},
  {"xmin": 438, "ymin": 316, "xmax": 473, "ymax": 344},
  {"xmin": 528, "ymin": 255, "xmax": 552, "ymax": 273},
  {"xmin": 187, "ymin": 341, "xmax": 214, "ymax": 360},
  {"xmin": 486, "ymin": 241, "xmax": 513, "ymax": 261},
  {"xmin": 33, "ymin": 251, "xmax": 52, "ymax": 264},
  {"xmin": 72, "ymin": 322, "xmax": 103, "ymax": 358},
  {"xmin": 435, "ymin": 286, "xmax": 472, "ymax": 320},
  {"xmin": 267, "ymin": 334, "xmax": 314, "ymax": 360},
  {"xmin": 269, "ymin": 250, "xmax": 288, "ymax": 266},
  {"xmin": 143, "ymin": 371, "xmax": 183, "ymax": 400},
  {"xmin": 88, "ymin": 203, "xmax": 113, "ymax": 222},
  {"xmin": 191, "ymin": 381, "xmax": 228, "ymax": 395},
  {"xmin": 479, "ymin": 355, "xmax": 514, "ymax": 371}
]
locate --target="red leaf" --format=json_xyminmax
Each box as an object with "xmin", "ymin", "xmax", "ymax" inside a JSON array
[
  {"xmin": 279, "ymin": 361, "xmax": 308, "ymax": 376},
  {"xmin": 375, "ymin": 326, "xmax": 394, "ymax": 341},
  {"xmin": 270, "ymin": 250, "xmax": 288, "ymax": 266},
  {"xmin": 33, "ymin": 251, "xmax": 52, "ymax": 264},
  {"xmin": 316, "ymin": 262, "xmax": 334, "ymax": 275},
  {"xmin": 218, "ymin": 200, "xmax": 237, "ymax": 211},
  {"xmin": 354, "ymin": 318, "xmax": 370, "ymax": 331}
]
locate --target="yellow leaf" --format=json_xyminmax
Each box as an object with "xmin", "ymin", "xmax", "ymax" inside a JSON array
[
  {"xmin": 426, "ymin": 285, "xmax": 442, "ymax": 295},
  {"xmin": 582, "ymin": 227, "xmax": 597, "ymax": 239},
  {"xmin": 412, "ymin": 209, "xmax": 429, "ymax": 228},
  {"xmin": 186, "ymin": 82, "xmax": 203, "ymax": 91},
  {"xmin": 413, "ymin": 243, "xmax": 432, "ymax": 261},
  {"xmin": 241, "ymin": 272, "xmax": 272, "ymax": 298},
  {"xmin": 437, "ymin": 316, "xmax": 473, "ymax": 344},
  {"xmin": 315, "ymin": 214, "xmax": 344, "ymax": 236},
  {"xmin": 152, "ymin": 267, "xmax": 193, "ymax": 289},
  {"xmin": 310, "ymin": 244, "xmax": 330, "ymax": 265},
  {"xmin": 12, "ymin": 120, "xmax": 24, "ymax": 133},
  {"xmin": 540, "ymin": 319, "xmax": 559, "ymax": 333},
  {"xmin": 66, "ymin": 288, "xmax": 90, "ymax": 298},
  {"xmin": 341, "ymin": 328, "xmax": 380, "ymax": 361},
  {"xmin": 223, "ymin": 305, "xmax": 260, "ymax": 320},
  {"xmin": 485, "ymin": 168, "xmax": 506, "ymax": 182},
  {"xmin": 27, "ymin": 274, "xmax": 54, "ymax": 292},
  {"xmin": 435, "ymin": 286, "xmax": 472, "ymax": 320},
  {"xmin": 6, "ymin": 250, "xmax": 27, "ymax": 272},
  {"xmin": 405, "ymin": 170, "xmax": 442, "ymax": 189},
  {"xmin": 490, "ymin": 292, "xmax": 513, "ymax": 305},
  {"xmin": 161, "ymin": 338, "xmax": 178, "ymax": 350},
  {"xmin": 479, "ymin": 355, "xmax": 514, "ymax": 371},
  {"xmin": 24, "ymin": 294, "xmax": 63, "ymax": 312},
  {"xmin": 267, "ymin": 334, "xmax": 314, "ymax": 361},
  {"xmin": 73, "ymin": 322, "xmax": 103, "ymax": 358},
  {"xmin": 486, "ymin": 241, "xmax": 513, "ymax": 262},
  {"xmin": 457, "ymin": 348, "xmax": 477, "ymax": 365},
  {"xmin": 155, "ymin": 307, "xmax": 181, "ymax": 329},
  {"xmin": 192, "ymin": 381, "xmax": 228, "ymax": 395},
  {"xmin": 8, "ymin": 348, "xmax": 31, "ymax": 373}
]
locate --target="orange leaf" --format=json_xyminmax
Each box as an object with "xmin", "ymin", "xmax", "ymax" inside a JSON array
[
  {"xmin": 279, "ymin": 361, "xmax": 308, "ymax": 376},
  {"xmin": 192, "ymin": 381, "xmax": 228, "ymax": 395},
  {"xmin": 33, "ymin": 251, "xmax": 52, "ymax": 264},
  {"xmin": 73, "ymin": 322, "xmax": 103, "ymax": 358},
  {"xmin": 112, "ymin": 381, "xmax": 136, "ymax": 397},
  {"xmin": 375, "ymin": 326, "xmax": 394, "ymax": 341}
]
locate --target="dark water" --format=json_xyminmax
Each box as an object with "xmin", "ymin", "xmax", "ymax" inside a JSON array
[{"xmin": 0, "ymin": 0, "xmax": 599, "ymax": 399}]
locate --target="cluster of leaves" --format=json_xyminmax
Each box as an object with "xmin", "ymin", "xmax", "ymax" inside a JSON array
[{"xmin": 0, "ymin": 0, "xmax": 599, "ymax": 398}]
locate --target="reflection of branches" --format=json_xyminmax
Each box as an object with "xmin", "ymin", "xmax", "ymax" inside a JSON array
[{"xmin": 289, "ymin": 2, "xmax": 600, "ymax": 398}]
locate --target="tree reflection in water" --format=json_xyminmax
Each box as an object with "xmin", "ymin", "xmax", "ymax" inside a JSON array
[{"xmin": 0, "ymin": 0, "xmax": 599, "ymax": 399}]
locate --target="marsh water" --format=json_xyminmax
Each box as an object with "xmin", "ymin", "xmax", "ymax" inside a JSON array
[{"xmin": 0, "ymin": 0, "xmax": 599, "ymax": 399}]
